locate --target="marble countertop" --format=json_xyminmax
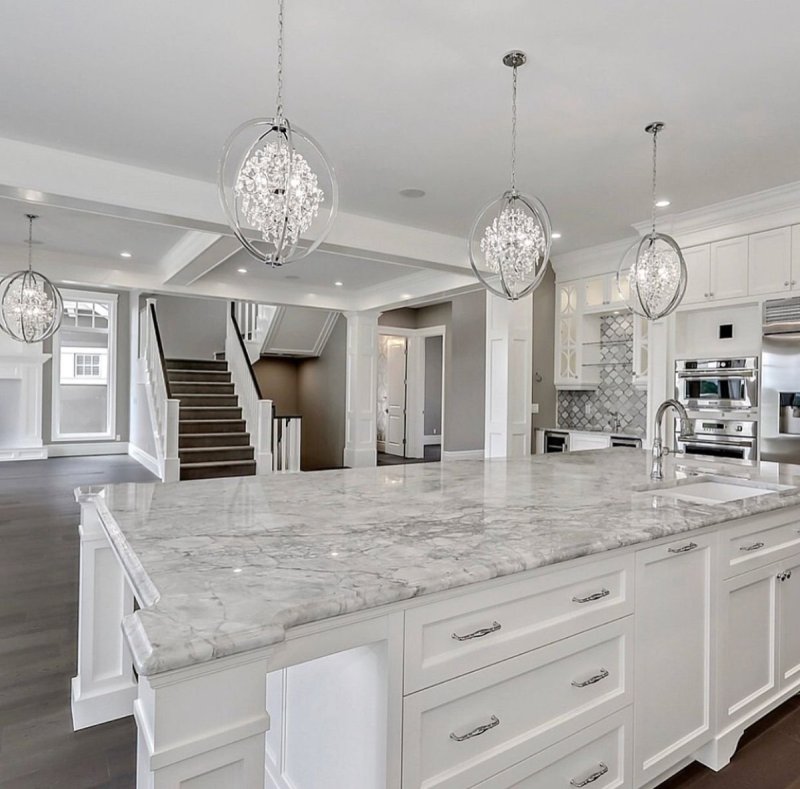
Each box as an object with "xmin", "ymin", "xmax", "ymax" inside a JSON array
[{"xmin": 83, "ymin": 450, "xmax": 800, "ymax": 676}]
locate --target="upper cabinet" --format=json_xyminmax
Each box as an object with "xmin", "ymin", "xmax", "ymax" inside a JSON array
[
  {"xmin": 555, "ymin": 283, "xmax": 580, "ymax": 387},
  {"xmin": 684, "ymin": 238, "xmax": 749, "ymax": 304},
  {"xmin": 749, "ymin": 227, "xmax": 793, "ymax": 296},
  {"xmin": 582, "ymin": 273, "xmax": 628, "ymax": 313}
]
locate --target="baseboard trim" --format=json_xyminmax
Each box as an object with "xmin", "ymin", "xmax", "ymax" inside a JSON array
[
  {"xmin": 71, "ymin": 676, "xmax": 137, "ymax": 731},
  {"xmin": 128, "ymin": 444, "xmax": 161, "ymax": 478},
  {"xmin": 376, "ymin": 440, "xmax": 386, "ymax": 453},
  {"xmin": 0, "ymin": 446, "xmax": 48, "ymax": 461},
  {"xmin": 424, "ymin": 435, "xmax": 442, "ymax": 446},
  {"xmin": 441, "ymin": 449, "xmax": 484, "ymax": 461},
  {"xmin": 47, "ymin": 442, "xmax": 128, "ymax": 458}
]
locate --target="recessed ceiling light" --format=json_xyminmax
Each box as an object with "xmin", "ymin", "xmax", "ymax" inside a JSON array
[
  {"xmin": 334, "ymin": 281, "xmax": 343, "ymax": 287},
  {"xmin": 399, "ymin": 188, "xmax": 426, "ymax": 199},
  {"xmin": 237, "ymin": 267, "xmax": 248, "ymax": 274},
  {"xmin": 552, "ymin": 232, "xmax": 562, "ymax": 240},
  {"xmin": 401, "ymin": 294, "xmax": 412, "ymax": 300},
  {"xmin": 120, "ymin": 251, "xmax": 132, "ymax": 258},
  {"xmin": 655, "ymin": 199, "xmax": 671, "ymax": 208}
]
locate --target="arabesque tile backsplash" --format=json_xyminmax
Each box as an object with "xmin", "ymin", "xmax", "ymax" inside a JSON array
[{"xmin": 557, "ymin": 313, "xmax": 647, "ymax": 437}]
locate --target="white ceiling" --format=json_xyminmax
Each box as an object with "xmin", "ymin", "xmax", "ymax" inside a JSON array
[
  {"xmin": 206, "ymin": 248, "xmax": 420, "ymax": 291},
  {"xmin": 0, "ymin": 197, "xmax": 187, "ymax": 267},
  {"xmin": 3, "ymin": 1, "xmax": 800, "ymax": 254}
]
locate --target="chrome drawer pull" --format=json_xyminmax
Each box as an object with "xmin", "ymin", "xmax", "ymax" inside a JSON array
[
  {"xmin": 570, "ymin": 762, "xmax": 609, "ymax": 787},
  {"xmin": 740, "ymin": 542, "xmax": 765, "ymax": 552},
  {"xmin": 572, "ymin": 588, "xmax": 611, "ymax": 604},
  {"xmin": 451, "ymin": 621, "xmax": 501, "ymax": 642},
  {"xmin": 571, "ymin": 668, "xmax": 610, "ymax": 688},
  {"xmin": 668, "ymin": 542, "xmax": 698, "ymax": 554},
  {"xmin": 449, "ymin": 715, "xmax": 500, "ymax": 742}
]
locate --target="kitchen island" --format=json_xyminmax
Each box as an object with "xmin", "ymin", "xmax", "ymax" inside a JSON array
[{"xmin": 73, "ymin": 449, "xmax": 800, "ymax": 788}]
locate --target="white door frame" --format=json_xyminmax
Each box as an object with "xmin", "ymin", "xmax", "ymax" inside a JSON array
[{"xmin": 378, "ymin": 325, "xmax": 446, "ymax": 459}]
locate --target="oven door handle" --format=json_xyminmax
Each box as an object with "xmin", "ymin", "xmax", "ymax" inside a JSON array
[
  {"xmin": 677, "ymin": 370, "xmax": 756, "ymax": 379},
  {"xmin": 680, "ymin": 438, "xmax": 755, "ymax": 449}
]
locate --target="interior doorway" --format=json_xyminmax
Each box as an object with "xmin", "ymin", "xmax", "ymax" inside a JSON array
[{"xmin": 376, "ymin": 326, "xmax": 445, "ymax": 465}]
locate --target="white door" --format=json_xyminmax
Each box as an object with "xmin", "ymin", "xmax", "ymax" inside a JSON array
[
  {"xmin": 779, "ymin": 555, "xmax": 800, "ymax": 690},
  {"xmin": 634, "ymin": 534, "xmax": 714, "ymax": 786},
  {"xmin": 682, "ymin": 245, "xmax": 711, "ymax": 305},
  {"xmin": 710, "ymin": 236, "xmax": 749, "ymax": 300},
  {"xmin": 385, "ymin": 336, "xmax": 407, "ymax": 456}
]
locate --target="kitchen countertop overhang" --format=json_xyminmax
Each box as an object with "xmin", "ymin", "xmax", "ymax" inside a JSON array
[{"xmin": 80, "ymin": 449, "xmax": 800, "ymax": 676}]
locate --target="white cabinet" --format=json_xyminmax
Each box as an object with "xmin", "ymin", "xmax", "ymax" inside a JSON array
[
  {"xmin": 749, "ymin": 226, "xmax": 793, "ymax": 296},
  {"xmin": 778, "ymin": 556, "xmax": 800, "ymax": 689},
  {"xmin": 710, "ymin": 236, "xmax": 749, "ymax": 300},
  {"xmin": 570, "ymin": 432, "xmax": 612, "ymax": 452},
  {"xmin": 682, "ymin": 245, "xmax": 711, "ymax": 305},
  {"xmin": 634, "ymin": 534, "xmax": 714, "ymax": 786},
  {"xmin": 583, "ymin": 273, "xmax": 628, "ymax": 313},
  {"xmin": 555, "ymin": 282, "xmax": 580, "ymax": 387}
]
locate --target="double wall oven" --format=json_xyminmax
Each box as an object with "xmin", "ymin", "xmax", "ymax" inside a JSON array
[{"xmin": 675, "ymin": 357, "xmax": 759, "ymax": 461}]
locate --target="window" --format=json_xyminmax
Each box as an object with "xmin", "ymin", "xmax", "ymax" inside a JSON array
[
  {"xmin": 74, "ymin": 354, "xmax": 101, "ymax": 378},
  {"xmin": 52, "ymin": 290, "xmax": 118, "ymax": 441}
]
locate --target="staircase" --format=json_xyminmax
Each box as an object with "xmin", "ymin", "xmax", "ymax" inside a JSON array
[{"xmin": 166, "ymin": 358, "xmax": 257, "ymax": 481}]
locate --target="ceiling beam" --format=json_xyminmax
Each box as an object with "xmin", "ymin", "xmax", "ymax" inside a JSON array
[{"xmin": 161, "ymin": 231, "xmax": 242, "ymax": 286}]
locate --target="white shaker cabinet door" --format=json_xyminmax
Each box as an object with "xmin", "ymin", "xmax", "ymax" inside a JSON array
[
  {"xmin": 633, "ymin": 533, "xmax": 714, "ymax": 786},
  {"xmin": 710, "ymin": 236, "xmax": 749, "ymax": 300},
  {"xmin": 718, "ymin": 561, "xmax": 780, "ymax": 730},
  {"xmin": 779, "ymin": 555, "xmax": 800, "ymax": 691},
  {"xmin": 682, "ymin": 245, "xmax": 711, "ymax": 305},
  {"xmin": 749, "ymin": 226, "xmax": 792, "ymax": 297}
]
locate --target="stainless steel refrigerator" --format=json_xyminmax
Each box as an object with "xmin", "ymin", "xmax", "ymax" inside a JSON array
[{"xmin": 761, "ymin": 297, "xmax": 800, "ymax": 464}]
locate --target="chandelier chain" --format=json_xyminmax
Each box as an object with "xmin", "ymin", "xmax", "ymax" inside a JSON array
[
  {"xmin": 650, "ymin": 126, "xmax": 658, "ymax": 235},
  {"xmin": 510, "ymin": 64, "xmax": 518, "ymax": 194},
  {"xmin": 276, "ymin": 0, "xmax": 285, "ymax": 120},
  {"xmin": 26, "ymin": 214, "xmax": 35, "ymax": 271}
]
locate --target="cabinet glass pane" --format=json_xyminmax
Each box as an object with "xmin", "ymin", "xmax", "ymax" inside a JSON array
[{"xmin": 584, "ymin": 278, "xmax": 605, "ymax": 307}]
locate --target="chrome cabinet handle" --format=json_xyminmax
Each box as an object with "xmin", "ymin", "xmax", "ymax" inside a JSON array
[
  {"xmin": 740, "ymin": 542, "xmax": 765, "ymax": 552},
  {"xmin": 449, "ymin": 715, "xmax": 500, "ymax": 742},
  {"xmin": 572, "ymin": 588, "xmax": 611, "ymax": 604},
  {"xmin": 451, "ymin": 621, "xmax": 501, "ymax": 642},
  {"xmin": 668, "ymin": 542, "xmax": 698, "ymax": 554},
  {"xmin": 571, "ymin": 762, "xmax": 609, "ymax": 787},
  {"xmin": 571, "ymin": 668, "xmax": 609, "ymax": 688}
]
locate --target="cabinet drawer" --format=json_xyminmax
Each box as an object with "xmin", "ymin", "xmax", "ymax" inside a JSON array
[
  {"xmin": 402, "ymin": 618, "xmax": 633, "ymax": 789},
  {"xmin": 723, "ymin": 509, "xmax": 800, "ymax": 578},
  {"xmin": 405, "ymin": 554, "xmax": 633, "ymax": 692},
  {"xmin": 474, "ymin": 707, "xmax": 632, "ymax": 789}
]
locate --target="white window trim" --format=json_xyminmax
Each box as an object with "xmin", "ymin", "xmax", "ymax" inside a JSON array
[{"xmin": 51, "ymin": 289, "xmax": 119, "ymax": 442}]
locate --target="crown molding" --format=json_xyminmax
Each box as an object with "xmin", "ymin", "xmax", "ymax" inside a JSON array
[{"xmin": 550, "ymin": 237, "xmax": 637, "ymax": 282}]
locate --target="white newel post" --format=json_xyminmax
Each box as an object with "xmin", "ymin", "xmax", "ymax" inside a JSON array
[
  {"xmin": 343, "ymin": 311, "xmax": 380, "ymax": 468},
  {"xmin": 135, "ymin": 656, "xmax": 270, "ymax": 788},
  {"xmin": 484, "ymin": 292, "xmax": 533, "ymax": 458},
  {"xmin": 72, "ymin": 495, "xmax": 138, "ymax": 730}
]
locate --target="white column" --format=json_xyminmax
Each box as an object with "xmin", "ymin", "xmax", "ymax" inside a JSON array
[
  {"xmin": 343, "ymin": 311, "xmax": 380, "ymax": 468},
  {"xmin": 484, "ymin": 292, "xmax": 533, "ymax": 458},
  {"xmin": 135, "ymin": 656, "xmax": 270, "ymax": 788},
  {"xmin": 646, "ymin": 317, "xmax": 671, "ymax": 449},
  {"xmin": 71, "ymin": 495, "xmax": 138, "ymax": 730}
]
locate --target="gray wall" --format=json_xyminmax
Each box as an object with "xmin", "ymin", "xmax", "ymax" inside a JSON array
[
  {"xmin": 42, "ymin": 289, "xmax": 131, "ymax": 445},
  {"xmin": 297, "ymin": 314, "xmax": 347, "ymax": 470},
  {"xmin": 531, "ymin": 266, "xmax": 557, "ymax": 436},
  {"xmin": 150, "ymin": 294, "xmax": 227, "ymax": 360},
  {"xmin": 424, "ymin": 335, "xmax": 443, "ymax": 436},
  {"xmin": 253, "ymin": 358, "xmax": 300, "ymax": 415},
  {"xmin": 380, "ymin": 292, "xmax": 486, "ymax": 453}
]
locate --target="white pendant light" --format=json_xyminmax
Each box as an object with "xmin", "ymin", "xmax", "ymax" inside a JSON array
[
  {"xmin": 219, "ymin": 0, "xmax": 337, "ymax": 267},
  {"xmin": 468, "ymin": 51, "xmax": 552, "ymax": 301},
  {"xmin": 617, "ymin": 122, "xmax": 687, "ymax": 320},
  {"xmin": 0, "ymin": 214, "xmax": 63, "ymax": 343}
]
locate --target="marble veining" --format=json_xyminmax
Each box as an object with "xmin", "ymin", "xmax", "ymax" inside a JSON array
[{"xmin": 82, "ymin": 450, "xmax": 800, "ymax": 675}]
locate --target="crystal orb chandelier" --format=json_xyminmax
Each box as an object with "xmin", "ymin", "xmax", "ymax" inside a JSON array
[
  {"xmin": 617, "ymin": 122, "xmax": 687, "ymax": 320},
  {"xmin": 468, "ymin": 51, "xmax": 552, "ymax": 301},
  {"xmin": 219, "ymin": 0, "xmax": 337, "ymax": 266},
  {"xmin": 0, "ymin": 214, "xmax": 63, "ymax": 343}
]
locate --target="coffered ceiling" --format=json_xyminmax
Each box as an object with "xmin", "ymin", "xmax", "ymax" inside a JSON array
[{"xmin": 0, "ymin": 0, "xmax": 798, "ymax": 309}]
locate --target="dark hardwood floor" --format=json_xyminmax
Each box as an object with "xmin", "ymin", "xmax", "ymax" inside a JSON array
[
  {"xmin": 377, "ymin": 444, "xmax": 441, "ymax": 466},
  {"xmin": 1, "ymin": 455, "xmax": 800, "ymax": 788},
  {"xmin": 0, "ymin": 455, "xmax": 154, "ymax": 789}
]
